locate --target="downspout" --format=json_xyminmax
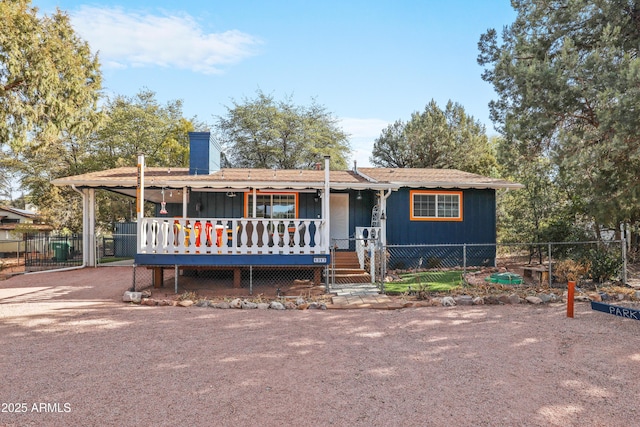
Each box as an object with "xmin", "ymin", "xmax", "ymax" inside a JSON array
[{"xmin": 27, "ymin": 184, "xmax": 87, "ymax": 274}]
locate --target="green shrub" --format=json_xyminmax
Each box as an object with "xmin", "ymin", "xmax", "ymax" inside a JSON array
[{"xmin": 584, "ymin": 248, "xmax": 622, "ymax": 283}]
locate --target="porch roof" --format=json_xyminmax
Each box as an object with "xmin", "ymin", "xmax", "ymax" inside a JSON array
[
  {"xmin": 51, "ymin": 165, "xmax": 523, "ymax": 195},
  {"xmin": 51, "ymin": 167, "xmax": 395, "ymax": 191},
  {"xmin": 356, "ymin": 168, "xmax": 524, "ymax": 190}
]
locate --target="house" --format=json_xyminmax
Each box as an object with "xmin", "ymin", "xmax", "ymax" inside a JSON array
[
  {"xmin": 0, "ymin": 206, "xmax": 53, "ymax": 257},
  {"xmin": 51, "ymin": 132, "xmax": 522, "ymax": 287}
]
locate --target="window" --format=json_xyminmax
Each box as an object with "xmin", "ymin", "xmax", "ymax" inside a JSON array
[
  {"xmin": 410, "ymin": 190, "xmax": 462, "ymax": 221},
  {"xmin": 246, "ymin": 193, "xmax": 297, "ymax": 219}
]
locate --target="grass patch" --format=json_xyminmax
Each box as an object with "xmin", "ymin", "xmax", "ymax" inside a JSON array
[
  {"xmin": 98, "ymin": 257, "xmax": 133, "ymax": 264},
  {"xmin": 385, "ymin": 270, "xmax": 464, "ymax": 294}
]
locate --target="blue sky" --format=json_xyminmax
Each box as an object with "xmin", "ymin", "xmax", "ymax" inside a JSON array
[{"xmin": 33, "ymin": 0, "xmax": 516, "ymax": 166}]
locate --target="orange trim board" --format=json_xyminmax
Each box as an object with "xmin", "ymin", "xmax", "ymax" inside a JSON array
[
  {"xmin": 244, "ymin": 191, "xmax": 299, "ymax": 218},
  {"xmin": 409, "ymin": 190, "xmax": 463, "ymax": 221}
]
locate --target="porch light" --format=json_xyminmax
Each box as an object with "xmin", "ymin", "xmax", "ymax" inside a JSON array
[
  {"xmin": 160, "ymin": 188, "xmax": 168, "ymax": 215},
  {"xmin": 226, "ymin": 192, "xmax": 237, "ymax": 198},
  {"xmin": 314, "ymin": 189, "xmax": 322, "ymax": 202},
  {"xmin": 356, "ymin": 190, "xmax": 362, "ymax": 200}
]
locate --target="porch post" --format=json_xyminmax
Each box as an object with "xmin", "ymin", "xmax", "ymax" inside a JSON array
[
  {"xmin": 182, "ymin": 187, "xmax": 188, "ymax": 217},
  {"xmin": 87, "ymin": 188, "xmax": 96, "ymax": 267},
  {"xmin": 136, "ymin": 155, "xmax": 145, "ymax": 255},
  {"xmin": 324, "ymin": 156, "xmax": 330, "ymax": 253}
]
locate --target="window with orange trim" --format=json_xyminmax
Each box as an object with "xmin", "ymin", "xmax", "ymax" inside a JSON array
[
  {"xmin": 410, "ymin": 190, "xmax": 462, "ymax": 221},
  {"xmin": 246, "ymin": 193, "xmax": 297, "ymax": 219}
]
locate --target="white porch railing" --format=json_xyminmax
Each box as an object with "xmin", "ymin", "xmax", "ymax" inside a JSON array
[{"xmin": 138, "ymin": 217, "xmax": 327, "ymax": 255}]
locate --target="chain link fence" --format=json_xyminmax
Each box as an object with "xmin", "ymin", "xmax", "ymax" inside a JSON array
[
  {"xmin": 382, "ymin": 240, "xmax": 626, "ymax": 294},
  {"xmin": 131, "ymin": 264, "xmax": 328, "ymax": 298}
]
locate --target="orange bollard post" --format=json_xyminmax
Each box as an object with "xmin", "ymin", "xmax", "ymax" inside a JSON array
[{"xmin": 567, "ymin": 280, "xmax": 575, "ymax": 318}]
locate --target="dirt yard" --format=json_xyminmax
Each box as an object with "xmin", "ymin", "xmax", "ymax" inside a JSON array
[{"xmin": 1, "ymin": 266, "xmax": 640, "ymax": 426}]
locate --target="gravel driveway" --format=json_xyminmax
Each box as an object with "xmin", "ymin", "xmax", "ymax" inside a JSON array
[{"xmin": 1, "ymin": 267, "xmax": 639, "ymax": 426}]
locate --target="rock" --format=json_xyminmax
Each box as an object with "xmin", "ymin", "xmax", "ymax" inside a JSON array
[
  {"xmin": 442, "ymin": 296, "xmax": 456, "ymax": 307},
  {"xmin": 142, "ymin": 298, "xmax": 157, "ymax": 306},
  {"xmin": 525, "ymin": 296, "xmax": 543, "ymax": 305},
  {"xmin": 588, "ymin": 293, "xmax": 602, "ymax": 302},
  {"xmin": 601, "ymin": 292, "xmax": 610, "ymax": 301},
  {"xmin": 403, "ymin": 302, "xmax": 416, "ymax": 308},
  {"xmin": 241, "ymin": 301, "xmax": 258, "ymax": 309},
  {"xmin": 295, "ymin": 297, "xmax": 306, "ymax": 305},
  {"xmin": 297, "ymin": 303, "xmax": 309, "ymax": 310},
  {"xmin": 618, "ymin": 293, "xmax": 626, "ymax": 301},
  {"xmin": 538, "ymin": 294, "xmax": 552, "ymax": 303},
  {"xmin": 229, "ymin": 298, "xmax": 242, "ymax": 308},
  {"xmin": 549, "ymin": 293, "xmax": 559, "ymax": 303},
  {"xmin": 158, "ymin": 300, "xmax": 170, "ymax": 306},
  {"xmin": 454, "ymin": 295, "xmax": 473, "ymax": 306},
  {"xmin": 429, "ymin": 297, "xmax": 443, "ymax": 306},
  {"xmin": 123, "ymin": 291, "xmax": 142, "ymax": 303},
  {"xmin": 497, "ymin": 295, "xmax": 511, "ymax": 304},
  {"xmin": 141, "ymin": 290, "xmax": 152, "ymax": 298},
  {"xmin": 213, "ymin": 301, "xmax": 230, "ymax": 309},
  {"xmin": 178, "ymin": 300, "xmax": 194, "ymax": 307},
  {"xmin": 257, "ymin": 303, "xmax": 269, "ymax": 310},
  {"xmin": 269, "ymin": 301, "xmax": 285, "ymax": 310},
  {"xmin": 574, "ymin": 295, "xmax": 590, "ymax": 302},
  {"xmin": 284, "ymin": 301, "xmax": 297, "ymax": 310},
  {"xmin": 508, "ymin": 294, "xmax": 521, "ymax": 304},
  {"xmin": 472, "ymin": 297, "xmax": 484, "ymax": 305},
  {"xmin": 195, "ymin": 300, "xmax": 211, "ymax": 307},
  {"xmin": 484, "ymin": 295, "xmax": 500, "ymax": 305},
  {"xmin": 308, "ymin": 302, "xmax": 320, "ymax": 309}
]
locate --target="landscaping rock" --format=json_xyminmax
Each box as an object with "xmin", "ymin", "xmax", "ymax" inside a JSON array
[
  {"xmin": 484, "ymin": 295, "xmax": 500, "ymax": 305},
  {"xmin": 508, "ymin": 294, "xmax": 521, "ymax": 304},
  {"xmin": 158, "ymin": 300, "xmax": 171, "ymax": 306},
  {"xmin": 454, "ymin": 295, "xmax": 473, "ymax": 306},
  {"xmin": 241, "ymin": 301, "xmax": 258, "ymax": 309},
  {"xmin": 472, "ymin": 297, "xmax": 484, "ymax": 305},
  {"xmin": 229, "ymin": 298, "xmax": 242, "ymax": 308},
  {"xmin": 142, "ymin": 298, "xmax": 157, "ymax": 306},
  {"xmin": 284, "ymin": 301, "xmax": 297, "ymax": 310},
  {"xmin": 430, "ymin": 298, "xmax": 443, "ymax": 306},
  {"xmin": 213, "ymin": 301, "xmax": 230, "ymax": 309},
  {"xmin": 538, "ymin": 293, "xmax": 552, "ymax": 303},
  {"xmin": 269, "ymin": 301, "xmax": 285, "ymax": 310},
  {"xmin": 257, "ymin": 303, "xmax": 269, "ymax": 310},
  {"xmin": 588, "ymin": 293, "xmax": 602, "ymax": 302},
  {"xmin": 525, "ymin": 296, "xmax": 543, "ymax": 305},
  {"xmin": 141, "ymin": 290, "xmax": 152, "ymax": 298},
  {"xmin": 497, "ymin": 295, "xmax": 511, "ymax": 304},
  {"xmin": 123, "ymin": 291, "xmax": 142, "ymax": 303},
  {"xmin": 297, "ymin": 303, "xmax": 309, "ymax": 310},
  {"xmin": 195, "ymin": 300, "xmax": 211, "ymax": 307},
  {"xmin": 178, "ymin": 300, "xmax": 194, "ymax": 307},
  {"xmin": 618, "ymin": 293, "xmax": 626, "ymax": 301},
  {"xmin": 574, "ymin": 295, "xmax": 590, "ymax": 302},
  {"xmin": 442, "ymin": 296, "xmax": 456, "ymax": 307},
  {"xmin": 295, "ymin": 297, "xmax": 306, "ymax": 305}
]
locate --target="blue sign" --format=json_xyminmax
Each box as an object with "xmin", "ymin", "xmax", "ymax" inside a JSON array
[{"xmin": 591, "ymin": 301, "xmax": 640, "ymax": 321}]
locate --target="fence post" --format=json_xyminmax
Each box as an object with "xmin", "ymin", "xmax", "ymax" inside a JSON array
[
  {"xmin": 462, "ymin": 244, "xmax": 467, "ymax": 278},
  {"xmin": 622, "ymin": 239, "xmax": 628, "ymax": 285},
  {"xmin": 548, "ymin": 242, "xmax": 553, "ymax": 288}
]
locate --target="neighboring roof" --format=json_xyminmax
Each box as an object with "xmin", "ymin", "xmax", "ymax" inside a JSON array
[
  {"xmin": 357, "ymin": 168, "xmax": 524, "ymax": 190},
  {"xmin": 0, "ymin": 223, "xmax": 53, "ymax": 232},
  {"xmin": 0, "ymin": 206, "xmax": 38, "ymax": 219},
  {"xmin": 51, "ymin": 166, "xmax": 523, "ymax": 197}
]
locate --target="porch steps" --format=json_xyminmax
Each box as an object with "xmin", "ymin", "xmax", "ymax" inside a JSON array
[{"xmin": 331, "ymin": 251, "xmax": 371, "ymax": 284}]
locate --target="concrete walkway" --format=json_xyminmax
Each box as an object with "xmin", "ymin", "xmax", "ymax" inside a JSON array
[{"xmin": 327, "ymin": 283, "xmax": 404, "ymax": 310}]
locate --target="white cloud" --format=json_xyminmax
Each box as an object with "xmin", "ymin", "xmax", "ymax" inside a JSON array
[
  {"xmin": 71, "ymin": 6, "xmax": 262, "ymax": 74},
  {"xmin": 340, "ymin": 118, "xmax": 390, "ymax": 167}
]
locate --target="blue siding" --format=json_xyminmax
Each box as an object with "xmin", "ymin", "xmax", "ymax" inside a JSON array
[{"xmin": 386, "ymin": 188, "xmax": 496, "ymax": 245}]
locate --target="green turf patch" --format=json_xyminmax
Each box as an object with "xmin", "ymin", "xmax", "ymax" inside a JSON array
[{"xmin": 384, "ymin": 270, "xmax": 465, "ymax": 294}]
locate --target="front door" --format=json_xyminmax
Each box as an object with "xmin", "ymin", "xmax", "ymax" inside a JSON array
[{"xmin": 330, "ymin": 193, "xmax": 349, "ymax": 249}]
